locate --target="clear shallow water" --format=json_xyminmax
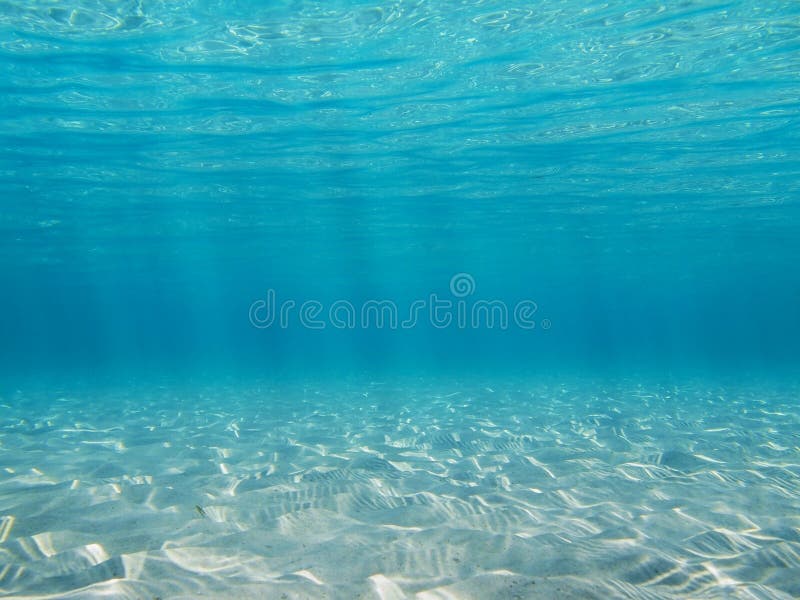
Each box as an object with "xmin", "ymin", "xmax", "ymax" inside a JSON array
[
  {"xmin": 2, "ymin": 379, "xmax": 800, "ymax": 598},
  {"xmin": 2, "ymin": 0, "xmax": 800, "ymax": 377},
  {"xmin": 1, "ymin": 0, "xmax": 800, "ymax": 598}
]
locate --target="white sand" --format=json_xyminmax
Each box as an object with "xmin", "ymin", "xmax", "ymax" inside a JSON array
[{"xmin": 0, "ymin": 379, "xmax": 798, "ymax": 598}]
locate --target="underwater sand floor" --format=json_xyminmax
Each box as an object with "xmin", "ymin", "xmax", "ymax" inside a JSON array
[{"xmin": 1, "ymin": 380, "xmax": 799, "ymax": 599}]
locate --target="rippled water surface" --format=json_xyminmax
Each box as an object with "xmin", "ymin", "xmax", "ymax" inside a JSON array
[{"xmin": 3, "ymin": 1, "xmax": 799, "ymax": 240}]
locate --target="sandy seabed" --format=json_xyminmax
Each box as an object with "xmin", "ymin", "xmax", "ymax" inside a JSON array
[{"xmin": 1, "ymin": 379, "xmax": 799, "ymax": 599}]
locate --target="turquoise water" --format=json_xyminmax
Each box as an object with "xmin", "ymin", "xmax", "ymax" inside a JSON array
[{"xmin": 1, "ymin": 1, "xmax": 800, "ymax": 598}]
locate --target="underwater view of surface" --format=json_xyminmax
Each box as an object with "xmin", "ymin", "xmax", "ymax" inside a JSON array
[{"xmin": 1, "ymin": 1, "xmax": 800, "ymax": 598}]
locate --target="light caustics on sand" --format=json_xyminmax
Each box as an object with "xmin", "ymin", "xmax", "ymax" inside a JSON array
[{"xmin": 0, "ymin": 382, "xmax": 799, "ymax": 599}]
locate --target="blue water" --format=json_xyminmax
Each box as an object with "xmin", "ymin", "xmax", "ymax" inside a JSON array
[
  {"xmin": 2, "ymin": 0, "xmax": 799, "ymax": 383},
  {"xmin": 1, "ymin": 1, "xmax": 800, "ymax": 598}
]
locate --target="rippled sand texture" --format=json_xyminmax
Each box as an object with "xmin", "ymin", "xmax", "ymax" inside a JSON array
[{"xmin": 1, "ymin": 381, "xmax": 799, "ymax": 599}]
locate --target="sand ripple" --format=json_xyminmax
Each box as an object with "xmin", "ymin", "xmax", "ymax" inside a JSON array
[{"xmin": 1, "ymin": 380, "xmax": 799, "ymax": 598}]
